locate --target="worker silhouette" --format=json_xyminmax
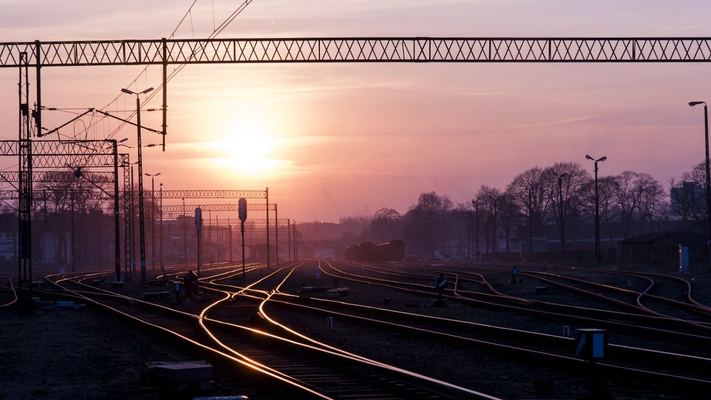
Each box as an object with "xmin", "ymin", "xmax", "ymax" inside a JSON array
[
  {"xmin": 511, "ymin": 265, "xmax": 518, "ymax": 284},
  {"xmin": 435, "ymin": 273, "xmax": 448, "ymax": 300},
  {"xmin": 184, "ymin": 270, "xmax": 199, "ymax": 298}
]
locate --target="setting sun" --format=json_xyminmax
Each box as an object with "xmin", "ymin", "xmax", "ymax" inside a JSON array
[{"xmin": 219, "ymin": 119, "xmax": 278, "ymax": 174}]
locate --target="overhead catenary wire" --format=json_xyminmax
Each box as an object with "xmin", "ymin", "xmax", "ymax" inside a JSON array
[{"xmin": 98, "ymin": 0, "xmax": 255, "ymax": 141}]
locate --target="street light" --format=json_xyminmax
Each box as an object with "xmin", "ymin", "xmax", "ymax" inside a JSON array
[
  {"xmin": 525, "ymin": 187, "xmax": 533, "ymax": 259},
  {"xmin": 472, "ymin": 200, "xmax": 480, "ymax": 261},
  {"xmin": 146, "ymin": 172, "xmax": 161, "ymax": 273},
  {"xmin": 122, "ymin": 86, "xmax": 153, "ymax": 285},
  {"xmin": 586, "ymin": 154, "xmax": 607, "ymax": 263},
  {"xmin": 689, "ymin": 101, "xmax": 711, "ymax": 264},
  {"xmin": 182, "ymin": 197, "xmax": 188, "ymax": 268},
  {"xmin": 159, "ymin": 182, "xmax": 164, "ymax": 282},
  {"xmin": 487, "ymin": 194, "xmax": 499, "ymax": 257},
  {"xmin": 552, "ymin": 171, "xmax": 568, "ymax": 252}
]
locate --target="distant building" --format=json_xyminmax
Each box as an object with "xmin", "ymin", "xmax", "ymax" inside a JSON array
[
  {"xmin": 619, "ymin": 230, "xmax": 706, "ymax": 247},
  {"xmin": 0, "ymin": 214, "xmax": 16, "ymax": 261},
  {"xmin": 0, "ymin": 230, "xmax": 15, "ymax": 260},
  {"xmin": 313, "ymin": 248, "xmax": 335, "ymax": 258}
]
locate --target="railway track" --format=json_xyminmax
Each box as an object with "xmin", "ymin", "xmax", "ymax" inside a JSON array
[
  {"xmin": 0, "ymin": 277, "xmax": 17, "ymax": 309},
  {"xmin": 4, "ymin": 258, "xmax": 708, "ymax": 399},
  {"xmin": 38, "ymin": 265, "xmax": 499, "ymax": 400},
  {"xmin": 289, "ymin": 260, "xmax": 711, "ymax": 396}
]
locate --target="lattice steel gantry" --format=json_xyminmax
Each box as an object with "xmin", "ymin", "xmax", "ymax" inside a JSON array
[{"xmin": 0, "ymin": 140, "xmax": 128, "ymax": 287}]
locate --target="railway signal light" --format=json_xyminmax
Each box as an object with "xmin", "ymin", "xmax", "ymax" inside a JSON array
[{"xmin": 575, "ymin": 328, "xmax": 607, "ymax": 361}]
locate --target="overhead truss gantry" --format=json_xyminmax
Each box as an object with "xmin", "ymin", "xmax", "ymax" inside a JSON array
[
  {"xmin": 2, "ymin": 37, "xmax": 711, "ymax": 68},
  {"xmin": 161, "ymin": 203, "xmax": 274, "ymax": 215},
  {"xmin": 3, "ymin": 37, "xmax": 711, "ymax": 142}
]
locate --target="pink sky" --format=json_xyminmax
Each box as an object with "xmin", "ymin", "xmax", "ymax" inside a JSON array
[{"xmin": 1, "ymin": 0, "xmax": 711, "ymax": 222}]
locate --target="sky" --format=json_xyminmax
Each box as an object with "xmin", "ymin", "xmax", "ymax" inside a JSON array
[{"xmin": 1, "ymin": 0, "xmax": 711, "ymax": 222}]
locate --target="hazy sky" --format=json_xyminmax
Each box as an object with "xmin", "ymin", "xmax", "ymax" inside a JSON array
[{"xmin": 1, "ymin": 0, "xmax": 711, "ymax": 222}]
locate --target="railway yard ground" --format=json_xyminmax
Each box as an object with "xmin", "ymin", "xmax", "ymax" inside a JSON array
[{"xmin": 2, "ymin": 260, "xmax": 711, "ymax": 400}]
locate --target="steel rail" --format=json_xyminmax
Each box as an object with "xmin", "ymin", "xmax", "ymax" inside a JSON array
[
  {"xmin": 261, "ymin": 289, "xmax": 711, "ymax": 383},
  {"xmin": 43, "ymin": 271, "xmax": 336, "ymax": 400},
  {"xmin": 0, "ymin": 278, "xmax": 18, "ymax": 308},
  {"xmin": 447, "ymin": 263, "xmax": 711, "ymax": 329},
  {"xmin": 320, "ymin": 261, "xmax": 711, "ymax": 343},
  {"xmin": 200, "ymin": 262, "xmax": 504, "ymax": 400},
  {"xmin": 351, "ymin": 261, "xmax": 532, "ymax": 305},
  {"xmin": 215, "ymin": 261, "xmax": 711, "ymax": 395},
  {"xmin": 523, "ymin": 270, "xmax": 711, "ymax": 330},
  {"xmin": 50, "ymin": 267, "xmax": 501, "ymax": 400}
]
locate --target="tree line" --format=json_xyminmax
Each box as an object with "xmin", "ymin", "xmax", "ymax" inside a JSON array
[{"xmin": 303, "ymin": 160, "xmax": 709, "ymax": 258}]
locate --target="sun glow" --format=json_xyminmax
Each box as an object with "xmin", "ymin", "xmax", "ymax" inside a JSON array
[{"xmin": 219, "ymin": 119, "xmax": 278, "ymax": 174}]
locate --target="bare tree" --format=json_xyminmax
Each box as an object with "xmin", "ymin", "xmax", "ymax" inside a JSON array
[
  {"xmin": 474, "ymin": 186, "xmax": 503, "ymax": 254},
  {"xmin": 614, "ymin": 171, "xmax": 663, "ymax": 237},
  {"xmin": 507, "ymin": 166, "xmax": 554, "ymax": 238},
  {"xmin": 637, "ymin": 173, "xmax": 666, "ymax": 233},
  {"xmin": 403, "ymin": 192, "xmax": 452, "ymax": 257},
  {"xmin": 369, "ymin": 208, "xmax": 402, "ymax": 243},
  {"xmin": 543, "ymin": 162, "xmax": 590, "ymax": 249}
]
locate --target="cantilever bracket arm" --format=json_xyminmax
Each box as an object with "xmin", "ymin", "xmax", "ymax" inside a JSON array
[
  {"xmin": 93, "ymin": 109, "xmax": 162, "ymax": 135},
  {"xmin": 41, "ymin": 108, "xmax": 95, "ymax": 139}
]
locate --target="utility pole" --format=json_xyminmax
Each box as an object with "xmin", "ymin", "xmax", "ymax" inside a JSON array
[
  {"xmin": 689, "ymin": 101, "xmax": 711, "ymax": 266},
  {"xmin": 228, "ymin": 218, "xmax": 233, "ymax": 264},
  {"xmin": 266, "ymin": 187, "xmax": 270, "ymax": 269},
  {"xmin": 195, "ymin": 207, "xmax": 202, "ymax": 275},
  {"xmin": 467, "ymin": 212, "xmax": 472, "ymax": 259},
  {"xmin": 526, "ymin": 187, "xmax": 533, "ymax": 259},
  {"xmin": 586, "ymin": 155, "xmax": 607, "ymax": 263},
  {"xmin": 490, "ymin": 195, "xmax": 498, "ymax": 258},
  {"xmin": 121, "ymin": 86, "xmax": 154, "ymax": 286},
  {"xmin": 293, "ymin": 221, "xmax": 297, "ymax": 261},
  {"xmin": 111, "ymin": 139, "xmax": 121, "ymax": 282},
  {"xmin": 275, "ymin": 204, "xmax": 279, "ymax": 267},
  {"xmin": 146, "ymin": 172, "xmax": 160, "ymax": 272},
  {"xmin": 159, "ymin": 182, "xmax": 164, "ymax": 281},
  {"xmin": 239, "ymin": 198, "xmax": 247, "ymax": 279},
  {"xmin": 552, "ymin": 171, "xmax": 569, "ymax": 252},
  {"xmin": 70, "ymin": 189, "xmax": 75, "ymax": 272},
  {"xmin": 473, "ymin": 201, "xmax": 479, "ymax": 261},
  {"xmin": 130, "ymin": 165, "xmax": 136, "ymax": 277},
  {"xmin": 182, "ymin": 197, "xmax": 187, "ymax": 268}
]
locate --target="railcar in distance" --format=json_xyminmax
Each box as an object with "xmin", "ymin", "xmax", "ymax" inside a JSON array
[{"xmin": 343, "ymin": 240, "xmax": 405, "ymax": 262}]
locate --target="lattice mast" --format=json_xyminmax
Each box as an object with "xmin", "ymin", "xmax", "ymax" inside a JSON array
[{"xmin": 17, "ymin": 52, "xmax": 33, "ymax": 314}]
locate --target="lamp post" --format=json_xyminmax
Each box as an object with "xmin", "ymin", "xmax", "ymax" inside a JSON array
[
  {"xmin": 121, "ymin": 86, "xmax": 154, "ymax": 285},
  {"xmin": 146, "ymin": 172, "xmax": 161, "ymax": 272},
  {"xmin": 182, "ymin": 197, "xmax": 187, "ymax": 267},
  {"xmin": 159, "ymin": 182, "xmax": 164, "ymax": 281},
  {"xmin": 471, "ymin": 200, "xmax": 480, "ymax": 261},
  {"xmin": 586, "ymin": 155, "xmax": 607, "ymax": 263},
  {"xmin": 552, "ymin": 171, "xmax": 568, "ymax": 252},
  {"xmin": 525, "ymin": 187, "xmax": 533, "ymax": 259},
  {"xmin": 487, "ymin": 194, "xmax": 498, "ymax": 257},
  {"xmin": 467, "ymin": 211, "xmax": 472, "ymax": 259},
  {"xmin": 689, "ymin": 101, "xmax": 711, "ymax": 264}
]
